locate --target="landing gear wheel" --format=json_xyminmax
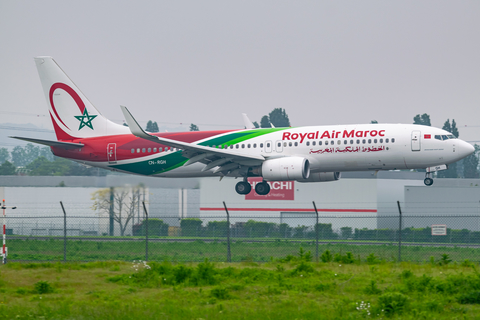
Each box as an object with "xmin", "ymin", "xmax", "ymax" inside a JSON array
[
  {"xmin": 235, "ymin": 181, "xmax": 252, "ymax": 195},
  {"xmin": 424, "ymin": 178, "xmax": 434, "ymax": 186},
  {"xmin": 255, "ymin": 181, "xmax": 271, "ymax": 195}
]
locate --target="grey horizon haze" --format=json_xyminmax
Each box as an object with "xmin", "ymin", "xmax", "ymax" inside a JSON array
[{"xmin": 1, "ymin": 1, "xmax": 479, "ymax": 141}]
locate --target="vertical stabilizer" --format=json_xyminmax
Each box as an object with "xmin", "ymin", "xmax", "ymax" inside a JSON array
[{"xmin": 34, "ymin": 57, "xmax": 129, "ymax": 140}]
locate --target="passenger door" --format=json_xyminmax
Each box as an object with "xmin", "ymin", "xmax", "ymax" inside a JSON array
[
  {"xmin": 107, "ymin": 143, "xmax": 117, "ymax": 164},
  {"xmin": 411, "ymin": 131, "xmax": 421, "ymax": 151}
]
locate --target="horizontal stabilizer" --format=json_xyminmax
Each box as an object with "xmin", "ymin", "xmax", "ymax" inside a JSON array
[{"xmin": 10, "ymin": 136, "xmax": 84, "ymax": 149}]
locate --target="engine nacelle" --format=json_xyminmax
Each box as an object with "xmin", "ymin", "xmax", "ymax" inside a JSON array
[
  {"xmin": 261, "ymin": 157, "xmax": 310, "ymax": 181},
  {"xmin": 297, "ymin": 171, "xmax": 341, "ymax": 183}
]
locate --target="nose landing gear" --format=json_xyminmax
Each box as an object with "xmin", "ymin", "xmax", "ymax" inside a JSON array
[{"xmin": 424, "ymin": 172, "xmax": 434, "ymax": 186}]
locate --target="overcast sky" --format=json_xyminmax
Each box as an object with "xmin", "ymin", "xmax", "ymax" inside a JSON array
[{"xmin": 1, "ymin": 1, "xmax": 479, "ymax": 141}]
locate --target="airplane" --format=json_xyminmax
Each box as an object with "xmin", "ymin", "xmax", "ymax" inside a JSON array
[{"xmin": 11, "ymin": 57, "xmax": 475, "ymax": 196}]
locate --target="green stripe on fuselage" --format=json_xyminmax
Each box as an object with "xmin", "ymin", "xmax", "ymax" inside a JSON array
[
  {"xmin": 198, "ymin": 128, "xmax": 288, "ymax": 147},
  {"xmin": 110, "ymin": 152, "xmax": 187, "ymax": 175},
  {"xmin": 111, "ymin": 127, "xmax": 290, "ymax": 175}
]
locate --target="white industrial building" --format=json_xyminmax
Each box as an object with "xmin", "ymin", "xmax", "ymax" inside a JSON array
[{"xmin": 1, "ymin": 172, "xmax": 480, "ymax": 236}]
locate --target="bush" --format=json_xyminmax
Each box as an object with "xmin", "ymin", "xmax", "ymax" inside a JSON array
[
  {"xmin": 180, "ymin": 218, "xmax": 203, "ymax": 237},
  {"xmin": 458, "ymin": 291, "xmax": 480, "ymax": 304},
  {"xmin": 320, "ymin": 250, "xmax": 333, "ymax": 263},
  {"xmin": 34, "ymin": 281, "xmax": 54, "ymax": 294},
  {"xmin": 378, "ymin": 292, "xmax": 408, "ymax": 316}
]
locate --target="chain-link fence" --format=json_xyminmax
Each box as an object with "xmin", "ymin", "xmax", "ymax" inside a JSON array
[{"xmin": 2, "ymin": 200, "xmax": 480, "ymax": 263}]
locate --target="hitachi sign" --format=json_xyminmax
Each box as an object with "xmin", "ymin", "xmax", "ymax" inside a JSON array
[
  {"xmin": 250, "ymin": 180, "xmax": 293, "ymax": 190},
  {"xmin": 282, "ymin": 129, "xmax": 386, "ymax": 143}
]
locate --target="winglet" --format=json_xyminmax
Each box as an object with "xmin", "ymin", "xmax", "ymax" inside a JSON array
[
  {"xmin": 242, "ymin": 113, "xmax": 256, "ymax": 129},
  {"xmin": 120, "ymin": 106, "xmax": 157, "ymax": 141}
]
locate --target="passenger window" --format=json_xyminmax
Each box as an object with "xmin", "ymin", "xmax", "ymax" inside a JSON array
[
  {"xmin": 331, "ymin": 141, "xmax": 334, "ymax": 145},
  {"xmin": 385, "ymin": 139, "xmax": 389, "ymax": 143},
  {"xmin": 230, "ymin": 145, "xmax": 233, "ymax": 149},
  {"xmin": 312, "ymin": 141, "xmax": 316, "ymax": 146},
  {"xmin": 248, "ymin": 144, "xmax": 251, "ymax": 148},
  {"xmin": 142, "ymin": 148, "xmax": 146, "ymax": 153},
  {"xmin": 267, "ymin": 143, "xmax": 271, "ymax": 147},
  {"xmin": 392, "ymin": 138, "xmax": 395, "ymax": 143},
  {"xmin": 260, "ymin": 143, "xmax": 264, "ymax": 148},
  {"xmin": 374, "ymin": 139, "xmax": 377, "ymax": 143},
  {"xmin": 154, "ymin": 148, "xmax": 157, "ymax": 152},
  {"xmin": 148, "ymin": 148, "xmax": 151, "ymax": 152},
  {"xmin": 368, "ymin": 139, "xmax": 372, "ymax": 144},
  {"xmin": 294, "ymin": 142, "xmax": 298, "ymax": 147},
  {"xmin": 159, "ymin": 147, "xmax": 163, "ymax": 152},
  {"xmin": 289, "ymin": 142, "xmax": 292, "ymax": 147},
  {"xmin": 325, "ymin": 141, "xmax": 329, "ymax": 145},
  {"xmin": 277, "ymin": 142, "xmax": 280, "ymax": 147},
  {"xmin": 356, "ymin": 140, "xmax": 360, "ymax": 144},
  {"xmin": 131, "ymin": 149, "xmax": 135, "ymax": 153},
  {"xmin": 319, "ymin": 141, "xmax": 322, "ymax": 146},
  {"xmin": 337, "ymin": 140, "xmax": 341, "ymax": 145},
  {"xmin": 236, "ymin": 145, "xmax": 239, "ymax": 149},
  {"xmin": 350, "ymin": 140, "xmax": 354, "ymax": 144},
  {"xmin": 379, "ymin": 139, "xmax": 383, "ymax": 143},
  {"xmin": 306, "ymin": 141, "xmax": 310, "ymax": 146},
  {"xmin": 253, "ymin": 143, "xmax": 256, "ymax": 148},
  {"xmin": 362, "ymin": 139, "xmax": 366, "ymax": 144},
  {"xmin": 344, "ymin": 140, "xmax": 347, "ymax": 145},
  {"xmin": 284, "ymin": 142, "xmax": 287, "ymax": 147}
]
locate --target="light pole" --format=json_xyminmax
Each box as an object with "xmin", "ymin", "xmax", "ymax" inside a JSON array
[{"xmin": 2, "ymin": 199, "xmax": 17, "ymax": 264}]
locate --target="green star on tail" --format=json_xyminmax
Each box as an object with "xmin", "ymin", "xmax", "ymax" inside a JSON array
[{"xmin": 74, "ymin": 109, "xmax": 97, "ymax": 130}]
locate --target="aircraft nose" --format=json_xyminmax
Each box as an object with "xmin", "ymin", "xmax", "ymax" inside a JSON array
[{"xmin": 459, "ymin": 141, "xmax": 475, "ymax": 158}]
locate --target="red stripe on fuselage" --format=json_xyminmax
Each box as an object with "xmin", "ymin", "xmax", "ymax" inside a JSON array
[{"xmin": 52, "ymin": 130, "xmax": 239, "ymax": 162}]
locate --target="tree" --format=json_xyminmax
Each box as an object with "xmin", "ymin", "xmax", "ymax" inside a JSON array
[
  {"xmin": 371, "ymin": 120, "xmax": 378, "ymax": 124},
  {"xmin": 413, "ymin": 114, "xmax": 431, "ymax": 126},
  {"xmin": 24, "ymin": 143, "xmax": 40, "ymax": 164},
  {"xmin": 269, "ymin": 108, "xmax": 290, "ymax": 127},
  {"xmin": 252, "ymin": 121, "xmax": 259, "ymax": 128},
  {"xmin": 11, "ymin": 146, "xmax": 27, "ymax": 167},
  {"xmin": 189, "ymin": 123, "xmax": 199, "ymax": 131},
  {"xmin": 463, "ymin": 144, "xmax": 480, "ymax": 179},
  {"xmin": 92, "ymin": 186, "xmax": 142, "ymax": 236},
  {"xmin": 146, "ymin": 120, "xmax": 159, "ymax": 133},
  {"xmin": 0, "ymin": 148, "xmax": 9, "ymax": 163},
  {"xmin": 260, "ymin": 115, "xmax": 271, "ymax": 128},
  {"xmin": 442, "ymin": 119, "xmax": 459, "ymax": 137},
  {"xmin": 0, "ymin": 161, "xmax": 16, "ymax": 175},
  {"xmin": 39, "ymin": 147, "xmax": 54, "ymax": 162}
]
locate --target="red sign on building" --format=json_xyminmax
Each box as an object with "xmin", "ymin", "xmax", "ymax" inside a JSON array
[{"xmin": 245, "ymin": 177, "xmax": 295, "ymax": 200}]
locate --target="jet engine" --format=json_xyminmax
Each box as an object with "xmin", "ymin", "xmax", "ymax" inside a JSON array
[
  {"xmin": 297, "ymin": 171, "xmax": 341, "ymax": 183},
  {"xmin": 261, "ymin": 157, "xmax": 310, "ymax": 181}
]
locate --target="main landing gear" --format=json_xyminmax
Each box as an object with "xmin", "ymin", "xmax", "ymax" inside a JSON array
[
  {"xmin": 424, "ymin": 172, "xmax": 434, "ymax": 186},
  {"xmin": 235, "ymin": 179, "xmax": 271, "ymax": 195},
  {"xmin": 235, "ymin": 180, "xmax": 251, "ymax": 195},
  {"xmin": 255, "ymin": 181, "xmax": 270, "ymax": 195}
]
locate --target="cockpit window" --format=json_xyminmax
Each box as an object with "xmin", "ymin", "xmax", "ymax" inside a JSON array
[
  {"xmin": 447, "ymin": 135, "xmax": 455, "ymax": 139},
  {"xmin": 435, "ymin": 135, "xmax": 442, "ymax": 140},
  {"xmin": 442, "ymin": 135, "xmax": 448, "ymax": 140}
]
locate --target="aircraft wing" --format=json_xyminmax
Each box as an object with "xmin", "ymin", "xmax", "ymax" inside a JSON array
[
  {"xmin": 10, "ymin": 136, "xmax": 84, "ymax": 149},
  {"xmin": 120, "ymin": 106, "xmax": 265, "ymax": 173}
]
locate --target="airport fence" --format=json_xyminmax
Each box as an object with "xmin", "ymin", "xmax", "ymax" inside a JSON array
[{"xmin": 3, "ymin": 201, "xmax": 480, "ymax": 264}]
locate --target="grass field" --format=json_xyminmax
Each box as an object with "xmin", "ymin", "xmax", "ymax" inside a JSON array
[
  {"xmin": 7, "ymin": 237, "xmax": 480, "ymax": 263},
  {"xmin": 1, "ymin": 248, "xmax": 480, "ymax": 319}
]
